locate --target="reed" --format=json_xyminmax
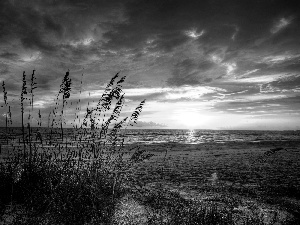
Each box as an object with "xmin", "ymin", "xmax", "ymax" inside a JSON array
[
  {"xmin": 1, "ymin": 81, "xmax": 12, "ymax": 146},
  {"xmin": 2, "ymin": 81, "xmax": 8, "ymax": 135},
  {"xmin": 58, "ymin": 70, "xmax": 72, "ymax": 142},
  {"xmin": 20, "ymin": 71, "xmax": 27, "ymax": 157}
]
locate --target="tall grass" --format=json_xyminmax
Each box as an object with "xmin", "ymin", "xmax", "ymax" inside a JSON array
[
  {"xmin": 58, "ymin": 70, "xmax": 72, "ymax": 141},
  {"xmin": 0, "ymin": 70, "xmax": 152, "ymax": 224},
  {"xmin": 20, "ymin": 71, "xmax": 27, "ymax": 157},
  {"xmin": 1, "ymin": 81, "xmax": 12, "ymax": 146},
  {"xmin": 2, "ymin": 81, "xmax": 8, "ymax": 135}
]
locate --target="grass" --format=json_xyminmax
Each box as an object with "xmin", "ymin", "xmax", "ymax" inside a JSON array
[
  {"xmin": 0, "ymin": 159, "xmax": 123, "ymax": 224},
  {"xmin": 0, "ymin": 71, "xmax": 149, "ymax": 224},
  {"xmin": 116, "ymin": 185, "xmax": 288, "ymax": 225},
  {"xmin": 0, "ymin": 70, "xmax": 298, "ymax": 224}
]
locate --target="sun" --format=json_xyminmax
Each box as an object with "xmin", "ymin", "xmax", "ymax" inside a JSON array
[{"xmin": 174, "ymin": 111, "xmax": 206, "ymax": 128}]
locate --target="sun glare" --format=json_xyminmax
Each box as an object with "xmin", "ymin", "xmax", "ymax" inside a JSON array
[{"xmin": 175, "ymin": 111, "xmax": 207, "ymax": 128}]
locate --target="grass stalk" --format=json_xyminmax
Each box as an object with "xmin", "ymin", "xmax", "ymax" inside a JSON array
[
  {"xmin": 21, "ymin": 71, "xmax": 27, "ymax": 157},
  {"xmin": 2, "ymin": 81, "xmax": 8, "ymax": 143},
  {"xmin": 59, "ymin": 71, "xmax": 72, "ymax": 142}
]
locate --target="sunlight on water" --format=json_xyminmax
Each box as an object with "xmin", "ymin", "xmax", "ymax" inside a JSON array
[{"xmin": 186, "ymin": 129, "xmax": 197, "ymax": 144}]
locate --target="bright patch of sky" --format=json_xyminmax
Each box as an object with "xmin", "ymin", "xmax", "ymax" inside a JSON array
[
  {"xmin": 70, "ymin": 37, "xmax": 94, "ymax": 47},
  {"xmin": 21, "ymin": 51, "xmax": 41, "ymax": 62},
  {"xmin": 185, "ymin": 29, "xmax": 205, "ymax": 39}
]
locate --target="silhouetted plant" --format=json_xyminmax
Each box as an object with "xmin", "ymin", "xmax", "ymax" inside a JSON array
[
  {"xmin": 58, "ymin": 70, "xmax": 72, "ymax": 141},
  {"xmin": 8, "ymin": 105, "xmax": 12, "ymax": 127},
  {"xmin": 26, "ymin": 70, "xmax": 37, "ymax": 165},
  {"xmin": 2, "ymin": 81, "xmax": 7, "ymax": 105},
  {"xmin": 38, "ymin": 109, "xmax": 42, "ymax": 127},
  {"xmin": 21, "ymin": 71, "xmax": 27, "ymax": 156},
  {"xmin": 30, "ymin": 70, "xmax": 37, "ymax": 111},
  {"xmin": 2, "ymin": 81, "xmax": 8, "ymax": 136},
  {"xmin": 47, "ymin": 111, "xmax": 51, "ymax": 128},
  {"xmin": 129, "ymin": 99, "xmax": 146, "ymax": 126}
]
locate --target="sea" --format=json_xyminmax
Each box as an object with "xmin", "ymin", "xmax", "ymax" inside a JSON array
[
  {"xmin": 122, "ymin": 129, "xmax": 300, "ymax": 144},
  {"xmin": 1, "ymin": 127, "xmax": 299, "ymax": 145}
]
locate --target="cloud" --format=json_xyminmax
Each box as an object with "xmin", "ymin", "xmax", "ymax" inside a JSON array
[
  {"xmin": 96, "ymin": 86, "xmax": 224, "ymax": 102},
  {"xmin": 270, "ymin": 16, "xmax": 294, "ymax": 34},
  {"xmin": 198, "ymin": 60, "xmax": 215, "ymax": 71},
  {"xmin": 42, "ymin": 14, "xmax": 64, "ymax": 35},
  {"xmin": 185, "ymin": 28, "xmax": 205, "ymax": 39},
  {"xmin": 231, "ymin": 25, "xmax": 239, "ymax": 41},
  {"xmin": 102, "ymin": 0, "xmax": 278, "ymax": 52},
  {"xmin": 21, "ymin": 32, "xmax": 56, "ymax": 52},
  {"xmin": 224, "ymin": 62, "xmax": 237, "ymax": 75},
  {"xmin": 167, "ymin": 58, "xmax": 200, "ymax": 86},
  {"xmin": 134, "ymin": 120, "xmax": 167, "ymax": 128},
  {"xmin": 262, "ymin": 53, "xmax": 300, "ymax": 64},
  {"xmin": 0, "ymin": 52, "xmax": 20, "ymax": 61},
  {"xmin": 0, "ymin": 1, "xmax": 61, "ymax": 53},
  {"xmin": 0, "ymin": 64, "xmax": 9, "ymax": 75},
  {"xmin": 211, "ymin": 94, "xmax": 297, "ymax": 115},
  {"xmin": 261, "ymin": 75, "xmax": 300, "ymax": 91}
]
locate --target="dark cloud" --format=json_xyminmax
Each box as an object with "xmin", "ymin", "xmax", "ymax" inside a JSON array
[
  {"xmin": 167, "ymin": 59, "xmax": 200, "ymax": 86},
  {"xmin": 0, "ymin": 52, "xmax": 20, "ymax": 61},
  {"xmin": 34, "ymin": 73, "xmax": 58, "ymax": 91},
  {"xmin": 42, "ymin": 14, "xmax": 64, "ymax": 35},
  {"xmin": 101, "ymin": 0, "xmax": 300, "ymax": 52},
  {"xmin": 21, "ymin": 31, "xmax": 57, "ymax": 52},
  {"xmin": 198, "ymin": 60, "xmax": 215, "ymax": 72},
  {"xmin": 1, "ymin": 77, "xmax": 20, "ymax": 93},
  {"xmin": 271, "ymin": 57, "xmax": 300, "ymax": 74},
  {"xmin": 1, "ymin": 0, "xmax": 300, "ymax": 56},
  {"xmin": 263, "ymin": 75, "xmax": 300, "ymax": 90},
  {"xmin": 0, "ymin": 64, "xmax": 9, "ymax": 75},
  {"xmin": 0, "ymin": 1, "xmax": 59, "ymax": 52},
  {"xmin": 156, "ymin": 34, "xmax": 189, "ymax": 52}
]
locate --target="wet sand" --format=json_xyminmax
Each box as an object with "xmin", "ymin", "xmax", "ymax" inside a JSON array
[
  {"xmin": 132, "ymin": 141, "xmax": 300, "ymax": 187},
  {"xmin": 127, "ymin": 141, "xmax": 300, "ymax": 216}
]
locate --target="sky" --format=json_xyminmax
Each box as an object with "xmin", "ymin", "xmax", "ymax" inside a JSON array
[{"xmin": 0, "ymin": 0, "xmax": 300, "ymax": 130}]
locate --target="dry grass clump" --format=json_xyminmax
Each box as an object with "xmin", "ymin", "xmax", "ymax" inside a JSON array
[
  {"xmin": 0, "ymin": 160, "xmax": 122, "ymax": 224},
  {"xmin": 0, "ymin": 71, "xmax": 150, "ymax": 224}
]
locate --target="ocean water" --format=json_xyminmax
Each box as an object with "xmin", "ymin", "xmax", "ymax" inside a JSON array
[
  {"xmin": 123, "ymin": 129, "xmax": 300, "ymax": 144},
  {"xmin": 1, "ymin": 127, "xmax": 299, "ymax": 144}
]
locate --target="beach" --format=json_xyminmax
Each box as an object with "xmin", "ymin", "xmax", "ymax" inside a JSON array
[{"xmin": 1, "ymin": 128, "xmax": 300, "ymax": 224}]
